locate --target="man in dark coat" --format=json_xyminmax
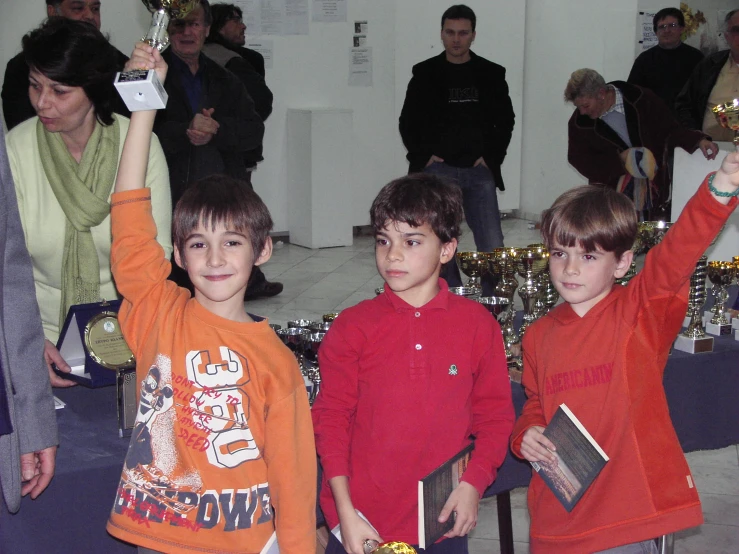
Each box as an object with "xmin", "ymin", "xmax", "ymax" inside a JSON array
[
  {"xmin": 202, "ymin": 2, "xmax": 273, "ymax": 186},
  {"xmin": 2, "ymin": 0, "xmax": 129, "ymax": 130},
  {"xmin": 399, "ymin": 4, "xmax": 514, "ymax": 294},
  {"xmin": 157, "ymin": 0, "xmax": 281, "ymax": 299},
  {"xmin": 675, "ymin": 9, "xmax": 739, "ymax": 142},
  {"xmin": 566, "ymin": 68, "xmax": 716, "ymax": 220},
  {"xmin": 627, "ymin": 7, "xmax": 703, "ymax": 114}
]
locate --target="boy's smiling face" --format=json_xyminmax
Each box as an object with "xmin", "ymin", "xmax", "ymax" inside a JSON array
[
  {"xmin": 174, "ymin": 219, "xmax": 272, "ymax": 321},
  {"xmin": 548, "ymin": 241, "xmax": 632, "ymax": 317},
  {"xmin": 375, "ymin": 220, "xmax": 457, "ymax": 308}
]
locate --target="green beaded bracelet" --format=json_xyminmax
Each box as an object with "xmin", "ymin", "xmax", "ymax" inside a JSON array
[{"xmin": 708, "ymin": 172, "xmax": 739, "ymax": 197}]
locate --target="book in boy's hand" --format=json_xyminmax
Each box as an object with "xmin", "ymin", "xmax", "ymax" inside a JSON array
[
  {"xmin": 531, "ymin": 403, "xmax": 609, "ymax": 512},
  {"xmin": 417, "ymin": 442, "xmax": 474, "ymax": 549}
]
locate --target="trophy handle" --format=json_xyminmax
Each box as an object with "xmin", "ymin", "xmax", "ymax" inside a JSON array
[{"xmin": 142, "ymin": 9, "xmax": 170, "ymax": 52}]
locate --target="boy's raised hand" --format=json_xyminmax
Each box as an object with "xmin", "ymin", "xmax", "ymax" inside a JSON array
[
  {"xmin": 125, "ymin": 42, "xmax": 168, "ymax": 86},
  {"xmin": 520, "ymin": 425, "xmax": 557, "ymax": 464},
  {"xmin": 439, "ymin": 481, "xmax": 479, "ymax": 538}
]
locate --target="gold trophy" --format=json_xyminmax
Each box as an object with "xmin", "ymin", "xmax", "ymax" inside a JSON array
[
  {"xmin": 363, "ymin": 540, "xmax": 417, "ymax": 554},
  {"xmin": 489, "ymin": 247, "xmax": 519, "ymax": 303},
  {"xmin": 516, "ymin": 247, "xmax": 549, "ymax": 337},
  {"xmin": 456, "ymin": 251, "xmax": 493, "ymax": 293},
  {"xmin": 706, "ymin": 261, "xmax": 736, "ymax": 336},
  {"xmin": 712, "ymin": 99, "xmax": 739, "ymax": 146},
  {"xmin": 114, "ymin": 0, "xmax": 199, "ymax": 111},
  {"xmin": 618, "ymin": 221, "xmax": 673, "ymax": 285},
  {"xmin": 674, "ymin": 256, "xmax": 714, "ymax": 353},
  {"xmin": 527, "ymin": 243, "xmax": 555, "ymax": 316}
]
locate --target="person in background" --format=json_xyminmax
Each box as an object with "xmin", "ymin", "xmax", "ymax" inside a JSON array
[
  {"xmin": 399, "ymin": 4, "xmax": 514, "ymax": 296},
  {"xmin": 675, "ymin": 9, "xmax": 739, "ymax": 142},
  {"xmin": 0, "ymin": 124, "xmax": 58, "ymax": 515},
  {"xmin": 2, "ymin": 0, "xmax": 129, "ymax": 131},
  {"xmin": 565, "ymin": 68, "xmax": 717, "ymax": 220},
  {"xmin": 628, "ymin": 7, "xmax": 703, "ymax": 114},
  {"xmin": 5, "ymin": 18, "xmax": 172, "ymax": 388}
]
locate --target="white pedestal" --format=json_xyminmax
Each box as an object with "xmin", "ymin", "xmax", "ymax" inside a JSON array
[
  {"xmin": 733, "ymin": 319, "xmax": 739, "ymax": 331},
  {"xmin": 673, "ymin": 334, "xmax": 714, "ymax": 354},
  {"xmin": 705, "ymin": 321, "xmax": 733, "ymax": 336},
  {"xmin": 672, "ymin": 145, "xmax": 739, "ymax": 262},
  {"xmin": 286, "ymin": 108, "xmax": 354, "ymax": 249}
]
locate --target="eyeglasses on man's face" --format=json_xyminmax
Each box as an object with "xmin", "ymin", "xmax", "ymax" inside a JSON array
[{"xmin": 656, "ymin": 22, "xmax": 681, "ymax": 32}]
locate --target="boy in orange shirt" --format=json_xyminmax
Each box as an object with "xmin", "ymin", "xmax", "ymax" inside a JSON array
[
  {"xmin": 511, "ymin": 158, "xmax": 738, "ymax": 553},
  {"xmin": 105, "ymin": 44, "xmax": 315, "ymax": 553}
]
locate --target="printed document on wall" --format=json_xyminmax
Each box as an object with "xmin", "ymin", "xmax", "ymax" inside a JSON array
[
  {"xmin": 349, "ymin": 47, "xmax": 372, "ymax": 87},
  {"xmin": 313, "ymin": 0, "xmax": 347, "ymax": 23},
  {"xmin": 246, "ymin": 40, "xmax": 275, "ymax": 69}
]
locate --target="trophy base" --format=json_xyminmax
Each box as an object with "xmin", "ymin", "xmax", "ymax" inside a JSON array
[
  {"xmin": 705, "ymin": 321, "xmax": 732, "ymax": 336},
  {"xmin": 735, "ymin": 329, "xmax": 739, "ymax": 341},
  {"xmin": 733, "ymin": 319, "xmax": 739, "ymax": 331},
  {"xmin": 673, "ymin": 334, "xmax": 714, "ymax": 354},
  {"xmin": 114, "ymin": 69, "xmax": 168, "ymax": 111}
]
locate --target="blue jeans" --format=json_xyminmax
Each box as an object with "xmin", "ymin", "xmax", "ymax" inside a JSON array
[
  {"xmin": 423, "ymin": 162, "xmax": 504, "ymax": 295},
  {"xmin": 325, "ymin": 531, "xmax": 468, "ymax": 554},
  {"xmin": 596, "ymin": 539, "xmax": 658, "ymax": 553}
]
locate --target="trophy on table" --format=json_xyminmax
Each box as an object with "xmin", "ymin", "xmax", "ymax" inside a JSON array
[
  {"xmin": 489, "ymin": 247, "xmax": 519, "ymax": 303},
  {"xmin": 618, "ymin": 221, "xmax": 673, "ymax": 285},
  {"xmin": 712, "ymin": 99, "xmax": 739, "ymax": 146},
  {"xmin": 516, "ymin": 247, "xmax": 549, "ymax": 337},
  {"xmin": 363, "ymin": 541, "xmax": 417, "ymax": 554},
  {"xmin": 674, "ymin": 256, "xmax": 714, "ymax": 353},
  {"xmin": 114, "ymin": 0, "xmax": 199, "ymax": 111},
  {"xmin": 706, "ymin": 261, "xmax": 736, "ymax": 336},
  {"xmin": 527, "ymin": 243, "xmax": 555, "ymax": 316},
  {"xmin": 733, "ymin": 256, "xmax": 739, "ymax": 335},
  {"xmin": 456, "ymin": 251, "xmax": 493, "ymax": 293}
]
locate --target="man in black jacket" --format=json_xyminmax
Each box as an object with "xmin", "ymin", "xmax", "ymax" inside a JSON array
[
  {"xmin": 675, "ymin": 9, "xmax": 739, "ymax": 141},
  {"xmin": 203, "ymin": 3, "xmax": 273, "ymax": 186},
  {"xmin": 158, "ymin": 0, "xmax": 281, "ymax": 299},
  {"xmin": 399, "ymin": 4, "xmax": 514, "ymax": 294},
  {"xmin": 2, "ymin": 0, "xmax": 129, "ymax": 130}
]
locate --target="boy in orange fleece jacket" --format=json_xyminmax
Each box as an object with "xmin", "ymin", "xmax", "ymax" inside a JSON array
[
  {"xmin": 511, "ymin": 157, "xmax": 738, "ymax": 553},
  {"xmin": 105, "ymin": 44, "xmax": 316, "ymax": 554}
]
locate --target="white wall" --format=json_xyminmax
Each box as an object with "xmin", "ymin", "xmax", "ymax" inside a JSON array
[{"xmin": 518, "ymin": 0, "xmax": 639, "ymax": 221}]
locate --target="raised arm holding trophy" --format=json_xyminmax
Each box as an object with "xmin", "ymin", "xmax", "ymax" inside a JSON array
[{"xmin": 114, "ymin": 0, "xmax": 199, "ymax": 111}]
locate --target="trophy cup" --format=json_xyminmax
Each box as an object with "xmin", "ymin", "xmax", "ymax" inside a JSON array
[
  {"xmin": 733, "ymin": 256, "xmax": 739, "ymax": 334},
  {"xmin": 114, "ymin": 0, "xmax": 199, "ymax": 111},
  {"xmin": 489, "ymin": 247, "xmax": 519, "ymax": 303},
  {"xmin": 363, "ymin": 541, "xmax": 417, "ymax": 554},
  {"xmin": 527, "ymin": 243, "xmax": 554, "ymax": 316},
  {"xmin": 456, "ymin": 251, "xmax": 493, "ymax": 293},
  {"xmin": 706, "ymin": 261, "xmax": 736, "ymax": 335},
  {"xmin": 448, "ymin": 286, "xmax": 481, "ymax": 299},
  {"xmin": 674, "ymin": 256, "xmax": 714, "ymax": 353},
  {"xmin": 618, "ymin": 221, "xmax": 673, "ymax": 285},
  {"xmin": 516, "ymin": 247, "xmax": 549, "ymax": 337},
  {"xmin": 323, "ymin": 312, "xmax": 339, "ymax": 323},
  {"xmin": 302, "ymin": 332, "xmax": 325, "ymax": 405},
  {"xmin": 712, "ymin": 99, "xmax": 739, "ymax": 146}
]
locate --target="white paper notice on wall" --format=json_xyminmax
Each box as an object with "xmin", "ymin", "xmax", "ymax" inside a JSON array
[
  {"xmin": 246, "ymin": 40, "xmax": 275, "ymax": 70},
  {"xmin": 313, "ymin": 0, "xmax": 347, "ymax": 22},
  {"xmin": 637, "ymin": 11, "xmax": 658, "ymax": 55},
  {"xmin": 349, "ymin": 47, "xmax": 372, "ymax": 87}
]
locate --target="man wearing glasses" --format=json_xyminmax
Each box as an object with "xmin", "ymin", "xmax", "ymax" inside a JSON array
[
  {"xmin": 628, "ymin": 7, "xmax": 703, "ymax": 114},
  {"xmin": 676, "ymin": 9, "xmax": 739, "ymax": 141}
]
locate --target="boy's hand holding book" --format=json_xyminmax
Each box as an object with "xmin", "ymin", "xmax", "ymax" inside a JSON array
[
  {"xmin": 520, "ymin": 425, "xmax": 557, "ymax": 464},
  {"xmin": 438, "ymin": 481, "xmax": 479, "ymax": 538}
]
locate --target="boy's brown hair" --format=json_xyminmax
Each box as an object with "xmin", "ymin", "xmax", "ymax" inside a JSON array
[
  {"xmin": 540, "ymin": 185, "xmax": 637, "ymax": 257},
  {"xmin": 370, "ymin": 173, "xmax": 463, "ymax": 243},
  {"xmin": 173, "ymin": 174, "xmax": 273, "ymax": 256}
]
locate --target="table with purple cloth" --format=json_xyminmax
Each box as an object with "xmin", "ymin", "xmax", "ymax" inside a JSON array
[{"xmin": 2, "ymin": 334, "xmax": 738, "ymax": 553}]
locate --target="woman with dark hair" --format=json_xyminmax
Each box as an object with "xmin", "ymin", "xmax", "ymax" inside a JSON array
[{"xmin": 5, "ymin": 17, "xmax": 172, "ymax": 387}]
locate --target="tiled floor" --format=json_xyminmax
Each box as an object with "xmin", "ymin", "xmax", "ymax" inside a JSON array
[{"xmin": 249, "ymin": 218, "xmax": 739, "ymax": 554}]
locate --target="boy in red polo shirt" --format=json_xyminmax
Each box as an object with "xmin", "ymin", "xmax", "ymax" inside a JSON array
[{"xmin": 312, "ymin": 174, "xmax": 515, "ymax": 554}]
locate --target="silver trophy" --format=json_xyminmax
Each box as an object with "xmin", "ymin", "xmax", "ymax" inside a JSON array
[
  {"xmin": 674, "ymin": 256, "xmax": 714, "ymax": 353},
  {"xmin": 114, "ymin": 0, "xmax": 199, "ymax": 111},
  {"xmin": 706, "ymin": 261, "xmax": 736, "ymax": 336}
]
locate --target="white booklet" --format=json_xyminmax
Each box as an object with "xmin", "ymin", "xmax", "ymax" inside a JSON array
[
  {"xmin": 331, "ymin": 510, "xmax": 378, "ymax": 544},
  {"xmin": 260, "ymin": 531, "xmax": 279, "ymax": 554}
]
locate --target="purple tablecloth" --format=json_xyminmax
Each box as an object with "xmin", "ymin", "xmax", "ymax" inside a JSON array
[{"xmin": 2, "ymin": 334, "xmax": 737, "ymax": 553}]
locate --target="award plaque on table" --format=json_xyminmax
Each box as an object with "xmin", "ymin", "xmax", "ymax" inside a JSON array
[{"xmin": 56, "ymin": 300, "xmax": 135, "ymax": 387}]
